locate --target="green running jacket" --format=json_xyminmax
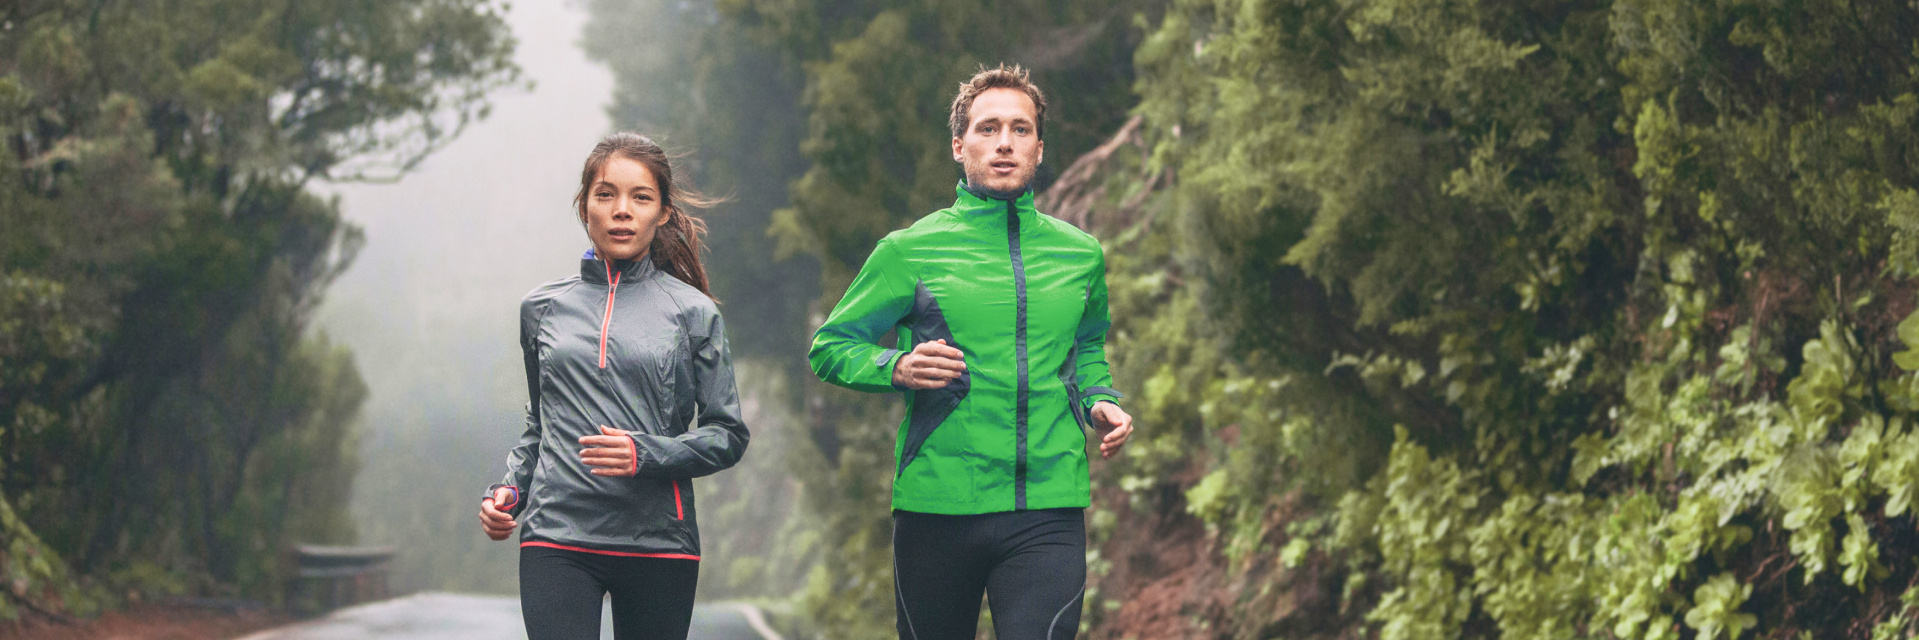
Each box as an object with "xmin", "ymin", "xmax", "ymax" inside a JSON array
[{"xmin": 810, "ymin": 182, "xmax": 1122, "ymax": 515}]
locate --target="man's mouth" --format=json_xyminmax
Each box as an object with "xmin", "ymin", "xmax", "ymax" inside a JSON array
[{"xmin": 990, "ymin": 160, "xmax": 1019, "ymax": 172}]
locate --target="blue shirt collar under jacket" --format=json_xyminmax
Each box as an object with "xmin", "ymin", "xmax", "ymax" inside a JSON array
[{"xmin": 579, "ymin": 248, "xmax": 660, "ymax": 285}]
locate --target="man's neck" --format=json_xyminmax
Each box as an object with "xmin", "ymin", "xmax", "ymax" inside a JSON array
[{"xmin": 962, "ymin": 180, "xmax": 1029, "ymax": 202}]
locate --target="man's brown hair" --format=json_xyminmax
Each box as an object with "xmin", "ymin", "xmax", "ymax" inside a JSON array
[{"xmin": 948, "ymin": 64, "xmax": 1047, "ymax": 140}]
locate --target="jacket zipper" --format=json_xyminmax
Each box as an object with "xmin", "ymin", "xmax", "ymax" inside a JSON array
[
  {"xmin": 1007, "ymin": 199, "xmax": 1030, "ymax": 511},
  {"xmin": 599, "ymin": 261, "xmax": 620, "ymax": 369},
  {"xmin": 601, "ymin": 259, "xmax": 680, "ymax": 519}
]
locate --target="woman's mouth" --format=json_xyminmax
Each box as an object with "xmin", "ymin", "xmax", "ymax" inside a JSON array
[{"xmin": 609, "ymin": 229, "xmax": 637, "ymax": 241}]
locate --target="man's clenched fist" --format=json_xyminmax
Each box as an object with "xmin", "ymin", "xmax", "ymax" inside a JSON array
[{"xmin": 893, "ymin": 339, "xmax": 967, "ymax": 390}]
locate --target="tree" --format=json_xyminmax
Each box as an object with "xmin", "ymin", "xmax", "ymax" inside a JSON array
[
  {"xmin": 0, "ymin": 0, "xmax": 516, "ymax": 617},
  {"xmin": 1098, "ymin": 0, "xmax": 1919, "ymax": 636}
]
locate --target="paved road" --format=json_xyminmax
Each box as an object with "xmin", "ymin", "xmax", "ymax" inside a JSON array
[{"xmin": 235, "ymin": 593, "xmax": 775, "ymax": 640}]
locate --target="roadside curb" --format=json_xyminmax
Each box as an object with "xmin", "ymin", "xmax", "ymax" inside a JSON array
[{"xmin": 733, "ymin": 603, "xmax": 784, "ymax": 640}]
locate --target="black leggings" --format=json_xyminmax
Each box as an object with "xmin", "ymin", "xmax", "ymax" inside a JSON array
[
  {"xmin": 518, "ymin": 545, "xmax": 699, "ymax": 640},
  {"xmin": 892, "ymin": 508, "xmax": 1086, "ymax": 640}
]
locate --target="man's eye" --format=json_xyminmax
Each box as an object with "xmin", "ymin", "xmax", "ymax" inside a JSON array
[{"xmin": 1016, "ymin": 126, "xmax": 1029, "ymax": 135}]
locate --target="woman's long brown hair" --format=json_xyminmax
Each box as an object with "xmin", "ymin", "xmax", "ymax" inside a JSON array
[{"xmin": 573, "ymin": 133, "xmax": 719, "ymax": 301}]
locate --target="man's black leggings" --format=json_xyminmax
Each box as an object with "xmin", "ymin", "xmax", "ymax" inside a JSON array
[
  {"xmin": 892, "ymin": 508, "xmax": 1086, "ymax": 640},
  {"xmin": 518, "ymin": 545, "xmax": 699, "ymax": 640}
]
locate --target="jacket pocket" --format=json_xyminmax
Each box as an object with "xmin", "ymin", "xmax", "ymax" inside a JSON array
[{"xmin": 669, "ymin": 478, "xmax": 685, "ymax": 520}]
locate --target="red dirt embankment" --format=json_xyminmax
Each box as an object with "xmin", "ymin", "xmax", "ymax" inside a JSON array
[
  {"xmin": 1, "ymin": 604, "xmax": 287, "ymax": 640},
  {"xmin": 1089, "ymin": 458, "xmax": 1359, "ymax": 640}
]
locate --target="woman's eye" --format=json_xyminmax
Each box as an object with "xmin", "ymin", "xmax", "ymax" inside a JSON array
[{"xmin": 595, "ymin": 191, "xmax": 612, "ymax": 198}]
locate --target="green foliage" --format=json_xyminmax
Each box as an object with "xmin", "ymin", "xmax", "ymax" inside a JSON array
[
  {"xmin": 1101, "ymin": 0, "xmax": 1919, "ymax": 636},
  {"xmin": 733, "ymin": 0, "xmax": 1153, "ymax": 284},
  {"xmin": 0, "ymin": 0, "xmax": 515, "ymax": 618},
  {"xmin": 0, "ymin": 487, "xmax": 97, "ymax": 620},
  {"xmin": 1686, "ymin": 573, "xmax": 1757, "ymax": 640},
  {"xmin": 584, "ymin": 0, "xmax": 1919, "ymax": 636},
  {"xmin": 582, "ymin": 0, "xmax": 819, "ymax": 363}
]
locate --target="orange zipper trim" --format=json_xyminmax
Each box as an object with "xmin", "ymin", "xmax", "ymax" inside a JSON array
[{"xmin": 599, "ymin": 261, "xmax": 619, "ymax": 369}]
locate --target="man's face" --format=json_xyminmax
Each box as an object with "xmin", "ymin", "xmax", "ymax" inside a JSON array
[{"xmin": 953, "ymin": 87, "xmax": 1043, "ymax": 195}]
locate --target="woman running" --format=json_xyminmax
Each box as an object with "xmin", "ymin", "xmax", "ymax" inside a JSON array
[{"xmin": 477, "ymin": 133, "xmax": 749, "ymax": 640}]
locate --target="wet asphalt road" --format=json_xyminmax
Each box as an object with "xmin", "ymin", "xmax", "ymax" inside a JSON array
[{"xmin": 234, "ymin": 592, "xmax": 769, "ymax": 640}]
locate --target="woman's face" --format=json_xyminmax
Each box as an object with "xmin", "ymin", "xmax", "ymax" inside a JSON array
[{"xmin": 582, "ymin": 156, "xmax": 666, "ymax": 262}]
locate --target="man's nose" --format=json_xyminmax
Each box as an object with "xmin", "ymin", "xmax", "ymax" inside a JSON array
[{"xmin": 996, "ymin": 130, "xmax": 1014, "ymax": 151}]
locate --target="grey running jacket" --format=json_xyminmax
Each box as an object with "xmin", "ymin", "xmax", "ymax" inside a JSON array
[{"xmin": 490, "ymin": 254, "xmax": 749, "ymax": 559}]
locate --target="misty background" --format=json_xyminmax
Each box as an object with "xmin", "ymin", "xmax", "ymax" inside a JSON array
[
  {"xmin": 317, "ymin": 1, "xmax": 810, "ymax": 597},
  {"xmin": 313, "ymin": 2, "xmax": 606, "ymax": 595},
  {"xmin": 12, "ymin": 0, "xmax": 1919, "ymax": 637}
]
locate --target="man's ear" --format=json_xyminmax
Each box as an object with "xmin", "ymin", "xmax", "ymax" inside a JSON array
[
  {"xmin": 952, "ymin": 136, "xmax": 964, "ymax": 163},
  {"xmin": 1037, "ymin": 139, "xmax": 1044, "ymax": 165}
]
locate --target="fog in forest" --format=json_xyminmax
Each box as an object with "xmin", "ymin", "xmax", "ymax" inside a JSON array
[
  {"xmin": 24, "ymin": 0, "xmax": 1911, "ymax": 634},
  {"xmin": 315, "ymin": 2, "xmax": 613, "ymax": 595},
  {"xmin": 313, "ymin": 0, "xmax": 812, "ymax": 598}
]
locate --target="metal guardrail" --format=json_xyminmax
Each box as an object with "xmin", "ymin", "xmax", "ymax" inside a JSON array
[{"xmin": 284, "ymin": 544, "xmax": 394, "ymax": 617}]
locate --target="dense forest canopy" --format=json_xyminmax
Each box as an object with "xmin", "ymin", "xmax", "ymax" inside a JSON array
[
  {"xmin": 0, "ymin": 0, "xmax": 516, "ymax": 619},
  {"xmin": 9, "ymin": 0, "xmax": 1919, "ymax": 637},
  {"xmin": 620, "ymin": 0, "xmax": 1919, "ymax": 637},
  {"xmin": 1113, "ymin": 0, "xmax": 1919, "ymax": 637}
]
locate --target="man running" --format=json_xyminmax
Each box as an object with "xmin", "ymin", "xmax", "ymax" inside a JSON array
[{"xmin": 809, "ymin": 64, "xmax": 1134, "ymax": 640}]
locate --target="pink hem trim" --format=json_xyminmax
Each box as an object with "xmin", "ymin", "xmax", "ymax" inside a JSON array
[{"xmin": 520, "ymin": 541, "xmax": 699, "ymax": 561}]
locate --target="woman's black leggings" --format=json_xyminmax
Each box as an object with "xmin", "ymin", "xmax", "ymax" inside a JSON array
[
  {"xmin": 892, "ymin": 508, "xmax": 1087, "ymax": 640},
  {"xmin": 518, "ymin": 545, "xmax": 699, "ymax": 640}
]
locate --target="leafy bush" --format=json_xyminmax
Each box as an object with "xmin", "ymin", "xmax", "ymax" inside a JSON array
[{"xmin": 1109, "ymin": 0, "xmax": 1919, "ymax": 636}]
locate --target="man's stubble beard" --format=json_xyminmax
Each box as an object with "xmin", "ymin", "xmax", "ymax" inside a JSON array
[{"xmin": 964, "ymin": 164, "xmax": 1038, "ymax": 201}]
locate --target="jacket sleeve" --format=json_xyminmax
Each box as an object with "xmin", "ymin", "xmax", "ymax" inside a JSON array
[
  {"xmin": 629, "ymin": 309, "xmax": 750, "ymax": 479},
  {"xmin": 1075, "ymin": 250, "xmax": 1122, "ymax": 409},
  {"xmin": 495, "ymin": 298, "xmax": 545, "ymax": 517},
  {"xmin": 809, "ymin": 239, "xmax": 916, "ymax": 393}
]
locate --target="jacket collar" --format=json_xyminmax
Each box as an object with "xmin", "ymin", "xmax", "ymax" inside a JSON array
[
  {"xmin": 579, "ymin": 248, "xmax": 659, "ymax": 285},
  {"xmin": 953, "ymin": 181, "xmax": 1039, "ymax": 225}
]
